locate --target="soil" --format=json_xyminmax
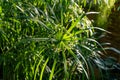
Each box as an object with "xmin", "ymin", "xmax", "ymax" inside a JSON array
[
  {"xmin": 87, "ymin": 1, "xmax": 120, "ymax": 79},
  {"xmin": 101, "ymin": 1, "xmax": 120, "ymax": 63},
  {"xmin": 97, "ymin": 1, "xmax": 120, "ymax": 79}
]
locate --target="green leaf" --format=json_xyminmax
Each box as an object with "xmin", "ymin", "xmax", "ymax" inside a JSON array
[
  {"xmin": 39, "ymin": 58, "xmax": 49, "ymax": 80},
  {"xmin": 49, "ymin": 59, "xmax": 57, "ymax": 80},
  {"xmin": 34, "ymin": 56, "xmax": 44, "ymax": 80}
]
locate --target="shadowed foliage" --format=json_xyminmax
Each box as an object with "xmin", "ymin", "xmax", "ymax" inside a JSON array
[{"xmin": 0, "ymin": 0, "xmax": 118, "ymax": 80}]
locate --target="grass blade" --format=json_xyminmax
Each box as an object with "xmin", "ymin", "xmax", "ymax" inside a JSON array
[
  {"xmin": 34, "ymin": 56, "xmax": 44, "ymax": 80},
  {"xmin": 39, "ymin": 58, "xmax": 49, "ymax": 80},
  {"xmin": 49, "ymin": 59, "xmax": 57, "ymax": 80}
]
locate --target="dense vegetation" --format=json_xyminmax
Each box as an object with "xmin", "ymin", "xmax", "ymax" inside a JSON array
[{"xmin": 0, "ymin": 0, "xmax": 118, "ymax": 80}]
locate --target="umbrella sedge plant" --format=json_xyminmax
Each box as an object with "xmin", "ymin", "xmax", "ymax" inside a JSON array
[{"xmin": 0, "ymin": 0, "xmax": 109, "ymax": 80}]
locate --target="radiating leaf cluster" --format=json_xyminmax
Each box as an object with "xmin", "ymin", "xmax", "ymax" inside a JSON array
[{"xmin": 0, "ymin": 0, "xmax": 111, "ymax": 80}]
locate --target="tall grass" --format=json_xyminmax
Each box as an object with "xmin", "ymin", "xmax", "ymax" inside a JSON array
[{"xmin": 0, "ymin": 0, "xmax": 109, "ymax": 80}]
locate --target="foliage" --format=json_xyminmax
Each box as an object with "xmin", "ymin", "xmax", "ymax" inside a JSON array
[
  {"xmin": 96, "ymin": 0, "xmax": 116, "ymax": 28},
  {"xmin": 81, "ymin": 0, "xmax": 116, "ymax": 28},
  {"xmin": 0, "ymin": 0, "xmax": 112, "ymax": 80}
]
